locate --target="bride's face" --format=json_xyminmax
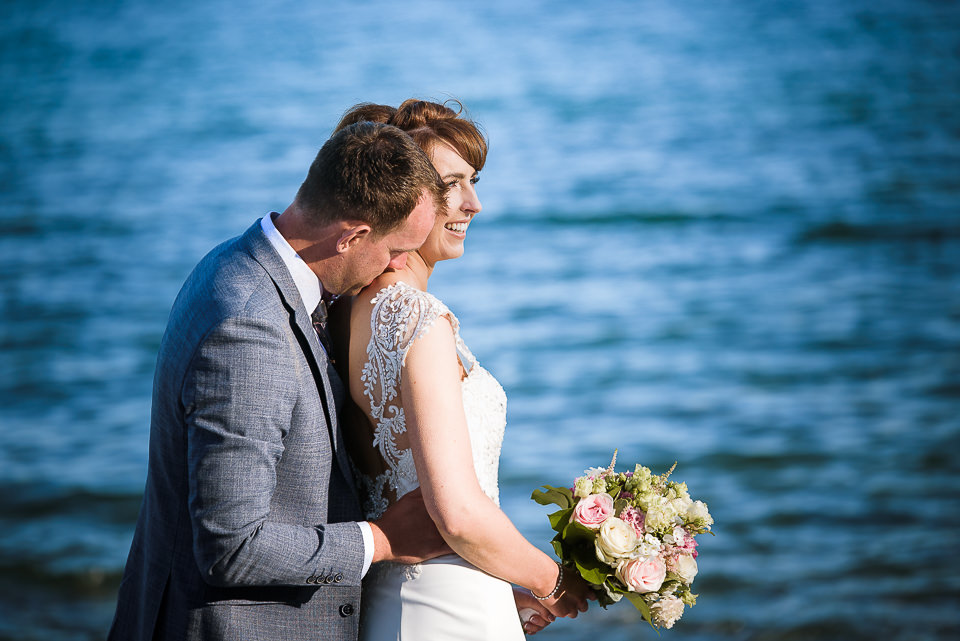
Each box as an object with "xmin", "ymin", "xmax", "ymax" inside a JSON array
[{"xmin": 416, "ymin": 143, "xmax": 482, "ymax": 266}]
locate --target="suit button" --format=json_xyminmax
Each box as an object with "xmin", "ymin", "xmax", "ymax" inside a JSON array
[
  {"xmin": 339, "ymin": 603, "xmax": 355, "ymax": 617},
  {"xmin": 306, "ymin": 576, "xmax": 317, "ymax": 584},
  {"xmin": 334, "ymin": 573, "xmax": 343, "ymax": 583},
  {"xmin": 324, "ymin": 575, "xmax": 333, "ymax": 584}
]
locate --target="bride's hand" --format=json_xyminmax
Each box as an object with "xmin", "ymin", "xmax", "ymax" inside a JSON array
[
  {"xmin": 513, "ymin": 586, "xmax": 554, "ymax": 635},
  {"xmin": 541, "ymin": 566, "xmax": 594, "ymax": 619}
]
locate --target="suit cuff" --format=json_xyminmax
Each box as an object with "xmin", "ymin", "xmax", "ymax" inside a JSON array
[{"xmin": 358, "ymin": 521, "xmax": 374, "ymax": 577}]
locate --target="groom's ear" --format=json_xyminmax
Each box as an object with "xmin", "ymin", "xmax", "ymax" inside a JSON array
[{"xmin": 335, "ymin": 223, "xmax": 372, "ymax": 253}]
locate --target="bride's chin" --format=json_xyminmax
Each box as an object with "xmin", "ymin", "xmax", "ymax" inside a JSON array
[{"xmin": 442, "ymin": 246, "xmax": 465, "ymax": 261}]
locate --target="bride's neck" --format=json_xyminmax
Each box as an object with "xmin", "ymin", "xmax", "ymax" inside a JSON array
[{"xmin": 399, "ymin": 251, "xmax": 432, "ymax": 290}]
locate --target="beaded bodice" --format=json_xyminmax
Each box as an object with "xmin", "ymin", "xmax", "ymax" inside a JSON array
[{"xmin": 355, "ymin": 282, "xmax": 507, "ymax": 520}]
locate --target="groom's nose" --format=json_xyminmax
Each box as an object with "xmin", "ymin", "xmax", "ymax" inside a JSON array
[{"xmin": 387, "ymin": 252, "xmax": 409, "ymax": 270}]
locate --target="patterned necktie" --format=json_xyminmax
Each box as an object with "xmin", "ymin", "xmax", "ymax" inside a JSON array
[{"xmin": 311, "ymin": 299, "xmax": 333, "ymax": 357}]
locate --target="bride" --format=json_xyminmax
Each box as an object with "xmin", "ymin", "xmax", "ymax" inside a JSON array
[{"xmin": 328, "ymin": 99, "xmax": 592, "ymax": 639}]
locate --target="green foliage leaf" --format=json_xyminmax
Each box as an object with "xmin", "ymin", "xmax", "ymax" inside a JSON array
[
  {"xmin": 531, "ymin": 485, "xmax": 574, "ymax": 509},
  {"xmin": 570, "ymin": 546, "xmax": 611, "ymax": 585},
  {"xmin": 551, "ymin": 539, "xmax": 564, "ymax": 559},
  {"xmin": 561, "ymin": 519, "xmax": 596, "ymax": 545},
  {"xmin": 614, "ymin": 498, "xmax": 630, "ymax": 516},
  {"xmin": 548, "ymin": 508, "xmax": 574, "ymax": 532},
  {"xmin": 624, "ymin": 592, "xmax": 657, "ymax": 630},
  {"xmin": 575, "ymin": 561, "xmax": 610, "ymax": 586},
  {"xmin": 593, "ymin": 583, "xmax": 618, "ymax": 608}
]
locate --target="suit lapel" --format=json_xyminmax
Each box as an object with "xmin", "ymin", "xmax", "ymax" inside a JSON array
[{"xmin": 240, "ymin": 221, "xmax": 354, "ymax": 480}]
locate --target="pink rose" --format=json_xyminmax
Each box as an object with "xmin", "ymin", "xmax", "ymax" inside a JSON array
[
  {"xmin": 617, "ymin": 556, "xmax": 667, "ymax": 593},
  {"xmin": 573, "ymin": 493, "xmax": 614, "ymax": 529}
]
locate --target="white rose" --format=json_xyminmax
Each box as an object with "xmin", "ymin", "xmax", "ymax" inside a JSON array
[
  {"xmin": 675, "ymin": 554, "xmax": 698, "ymax": 583},
  {"xmin": 595, "ymin": 517, "xmax": 640, "ymax": 565}
]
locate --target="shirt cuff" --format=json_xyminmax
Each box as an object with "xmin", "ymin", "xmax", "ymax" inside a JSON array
[{"xmin": 358, "ymin": 521, "xmax": 375, "ymax": 577}]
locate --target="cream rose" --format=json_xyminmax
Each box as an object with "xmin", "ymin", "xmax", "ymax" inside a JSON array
[
  {"xmin": 573, "ymin": 493, "xmax": 615, "ymax": 529},
  {"xmin": 675, "ymin": 554, "xmax": 698, "ymax": 583},
  {"xmin": 616, "ymin": 556, "xmax": 667, "ymax": 593},
  {"xmin": 595, "ymin": 517, "xmax": 640, "ymax": 565}
]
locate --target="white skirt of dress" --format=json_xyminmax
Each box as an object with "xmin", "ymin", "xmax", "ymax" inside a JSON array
[{"xmin": 359, "ymin": 554, "xmax": 525, "ymax": 641}]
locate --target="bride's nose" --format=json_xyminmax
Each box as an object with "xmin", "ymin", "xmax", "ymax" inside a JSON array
[{"xmin": 462, "ymin": 184, "xmax": 481, "ymax": 215}]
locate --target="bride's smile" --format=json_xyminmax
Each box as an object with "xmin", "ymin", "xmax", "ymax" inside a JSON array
[
  {"xmin": 417, "ymin": 142, "xmax": 482, "ymax": 266},
  {"xmin": 443, "ymin": 219, "xmax": 471, "ymax": 235}
]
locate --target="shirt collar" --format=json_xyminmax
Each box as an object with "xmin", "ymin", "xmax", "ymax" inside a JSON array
[{"xmin": 260, "ymin": 212, "xmax": 323, "ymax": 314}]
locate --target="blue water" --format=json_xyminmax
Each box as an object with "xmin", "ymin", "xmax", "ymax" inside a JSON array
[{"xmin": 2, "ymin": 0, "xmax": 959, "ymax": 639}]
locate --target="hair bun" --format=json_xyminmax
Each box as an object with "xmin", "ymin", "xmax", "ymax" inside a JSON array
[
  {"xmin": 391, "ymin": 99, "xmax": 460, "ymax": 130},
  {"xmin": 335, "ymin": 97, "xmax": 486, "ymax": 172}
]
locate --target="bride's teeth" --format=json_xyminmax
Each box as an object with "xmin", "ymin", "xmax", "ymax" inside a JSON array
[{"xmin": 445, "ymin": 222, "xmax": 467, "ymax": 232}]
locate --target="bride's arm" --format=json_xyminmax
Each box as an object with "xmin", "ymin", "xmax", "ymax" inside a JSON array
[{"xmin": 402, "ymin": 316, "xmax": 589, "ymax": 618}]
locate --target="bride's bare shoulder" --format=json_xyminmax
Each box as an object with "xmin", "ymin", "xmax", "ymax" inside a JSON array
[
  {"xmin": 359, "ymin": 272, "xmax": 424, "ymax": 306},
  {"xmin": 351, "ymin": 272, "xmax": 417, "ymax": 323}
]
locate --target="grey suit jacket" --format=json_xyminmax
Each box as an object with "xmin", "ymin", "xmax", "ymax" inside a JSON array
[{"xmin": 109, "ymin": 220, "xmax": 366, "ymax": 641}]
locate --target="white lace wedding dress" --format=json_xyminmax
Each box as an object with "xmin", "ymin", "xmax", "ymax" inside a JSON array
[{"xmin": 354, "ymin": 282, "xmax": 524, "ymax": 640}]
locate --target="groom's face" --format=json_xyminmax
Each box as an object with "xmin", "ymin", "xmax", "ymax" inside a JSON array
[{"xmin": 338, "ymin": 190, "xmax": 436, "ymax": 295}]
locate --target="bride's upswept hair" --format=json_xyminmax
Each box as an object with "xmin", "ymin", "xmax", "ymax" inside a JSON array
[{"xmin": 335, "ymin": 98, "xmax": 488, "ymax": 172}]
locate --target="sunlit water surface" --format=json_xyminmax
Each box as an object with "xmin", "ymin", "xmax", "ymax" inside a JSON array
[{"xmin": 1, "ymin": 1, "xmax": 958, "ymax": 639}]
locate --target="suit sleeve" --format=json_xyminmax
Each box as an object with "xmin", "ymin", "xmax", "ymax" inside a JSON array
[{"xmin": 180, "ymin": 314, "xmax": 365, "ymax": 588}]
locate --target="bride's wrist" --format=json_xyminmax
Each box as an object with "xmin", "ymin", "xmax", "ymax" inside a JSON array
[{"xmin": 531, "ymin": 562, "xmax": 563, "ymax": 601}]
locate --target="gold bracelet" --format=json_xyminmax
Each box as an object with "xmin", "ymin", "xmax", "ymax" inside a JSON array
[{"xmin": 533, "ymin": 562, "xmax": 563, "ymax": 601}]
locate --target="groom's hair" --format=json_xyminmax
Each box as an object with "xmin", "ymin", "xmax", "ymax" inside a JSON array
[{"xmin": 294, "ymin": 122, "xmax": 445, "ymax": 235}]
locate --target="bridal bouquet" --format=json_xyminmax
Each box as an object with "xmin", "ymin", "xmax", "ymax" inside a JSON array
[{"xmin": 531, "ymin": 452, "xmax": 713, "ymax": 630}]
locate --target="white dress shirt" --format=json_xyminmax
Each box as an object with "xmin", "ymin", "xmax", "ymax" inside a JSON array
[{"xmin": 261, "ymin": 212, "xmax": 375, "ymax": 577}]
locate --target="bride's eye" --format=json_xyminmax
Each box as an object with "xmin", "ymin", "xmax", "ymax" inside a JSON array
[{"xmin": 470, "ymin": 175, "xmax": 480, "ymax": 185}]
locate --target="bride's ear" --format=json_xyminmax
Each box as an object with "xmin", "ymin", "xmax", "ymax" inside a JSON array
[{"xmin": 336, "ymin": 224, "xmax": 372, "ymax": 253}]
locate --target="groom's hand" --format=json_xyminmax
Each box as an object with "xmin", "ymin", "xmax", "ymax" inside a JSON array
[
  {"xmin": 368, "ymin": 488, "xmax": 452, "ymax": 564},
  {"xmin": 542, "ymin": 568, "xmax": 594, "ymax": 619}
]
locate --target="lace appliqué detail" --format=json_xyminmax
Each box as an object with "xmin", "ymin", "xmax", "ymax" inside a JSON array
[
  {"xmin": 356, "ymin": 282, "xmax": 507, "ymax": 522},
  {"xmin": 365, "ymin": 559, "xmax": 424, "ymax": 584}
]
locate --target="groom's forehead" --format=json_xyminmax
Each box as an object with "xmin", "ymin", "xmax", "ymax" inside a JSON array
[{"xmin": 394, "ymin": 194, "xmax": 437, "ymax": 246}]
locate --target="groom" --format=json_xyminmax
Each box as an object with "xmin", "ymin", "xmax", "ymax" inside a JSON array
[{"xmin": 109, "ymin": 122, "xmax": 449, "ymax": 641}]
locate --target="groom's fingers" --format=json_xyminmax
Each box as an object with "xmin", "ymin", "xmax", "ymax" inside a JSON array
[{"xmin": 523, "ymin": 615, "xmax": 548, "ymax": 634}]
